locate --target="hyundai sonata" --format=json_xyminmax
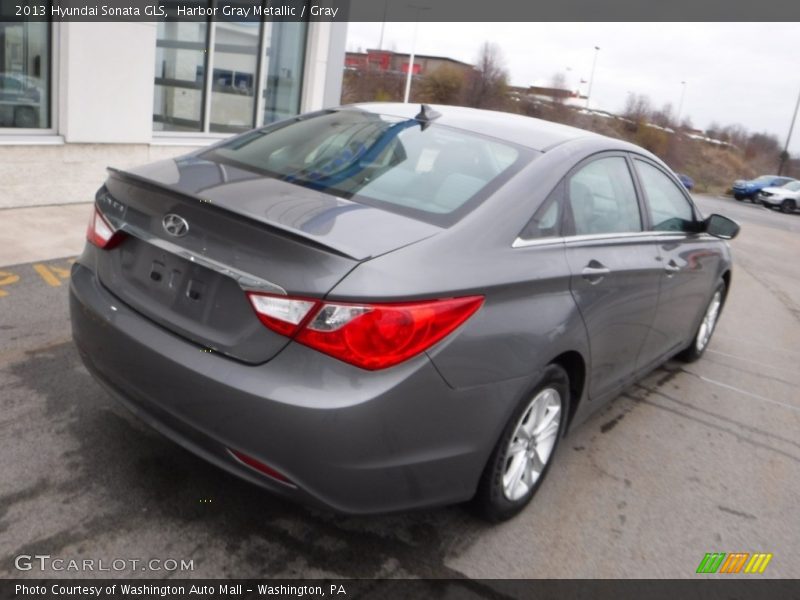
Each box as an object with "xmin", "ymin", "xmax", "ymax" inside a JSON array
[{"xmin": 70, "ymin": 103, "xmax": 739, "ymax": 521}]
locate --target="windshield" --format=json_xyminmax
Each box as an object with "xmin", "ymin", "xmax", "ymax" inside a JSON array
[
  {"xmin": 203, "ymin": 109, "xmax": 533, "ymax": 226},
  {"xmin": 783, "ymin": 181, "xmax": 800, "ymax": 191}
]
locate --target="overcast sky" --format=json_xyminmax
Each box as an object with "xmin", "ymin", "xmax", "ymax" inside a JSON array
[{"xmin": 346, "ymin": 22, "xmax": 800, "ymax": 154}]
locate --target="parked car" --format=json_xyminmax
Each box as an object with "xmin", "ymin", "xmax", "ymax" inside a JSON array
[
  {"xmin": 759, "ymin": 180, "xmax": 800, "ymax": 213},
  {"xmin": 677, "ymin": 173, "xmax": 695, "ymax": 190},
  {"xmin": 732, "ymin": 175, "xmax": 795, "ymax": 202},
  {"xmin": 70, "ymin": 103, "xmax": 739, "ymax": 521}
]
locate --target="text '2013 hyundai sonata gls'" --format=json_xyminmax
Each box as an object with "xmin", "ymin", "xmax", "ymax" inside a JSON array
[{"xmin": 70, "ymin": 103, "xmax": 740, "ymax": 521}]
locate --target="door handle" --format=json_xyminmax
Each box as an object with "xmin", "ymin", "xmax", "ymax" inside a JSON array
[
  {"xmin": 665, "ymin": 260, "xmax": 680, "ymax": 276},
  {"xmin": 582, "ymin": 262, "xmax": 610, "ymax": 284}
]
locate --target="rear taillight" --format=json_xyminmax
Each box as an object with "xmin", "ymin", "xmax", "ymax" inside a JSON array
[
  {"xmin": 86, "ymin": 206, "xmax": 125, "ymax": 249},
  {"xmin": 246, "ymin": 293, "xmax": 484, "ymax": 370}
]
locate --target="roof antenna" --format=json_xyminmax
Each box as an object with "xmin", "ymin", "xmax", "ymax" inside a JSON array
[{"xmin": 415, "ymin": 104, "xmax": 441, "ymax": 130}]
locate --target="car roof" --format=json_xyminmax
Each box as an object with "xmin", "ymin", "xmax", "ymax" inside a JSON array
[{"xmin": 345, "ymin": 102, "xmax": 611, "ymax": 152}]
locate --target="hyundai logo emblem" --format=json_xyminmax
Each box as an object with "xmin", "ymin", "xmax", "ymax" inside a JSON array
[{"xmin": 162, "ymin": 214, "xmax": 189, "ymax": 237}]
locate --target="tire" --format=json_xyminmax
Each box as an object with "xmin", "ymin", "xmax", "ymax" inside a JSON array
[
  {"xmin": 749, "ymin": 194, "xmax": 760, "ymax": 204},
  {"xmin": 734, "ymin": 194, "xmax": 744, "ymax": 201},
  {"xmin": 473, "ymin": 364, "xmax": 569, "ymax": 522},
  {"xmin": 780, "ymin": 199, "xmax": 796, "ymax": 214},
  {"xmin": 676, "ymin": 281, "xmax": 726, "ymax": 363}
]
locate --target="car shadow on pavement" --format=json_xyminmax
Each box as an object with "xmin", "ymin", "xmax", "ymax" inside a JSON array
[{"xmin": 2, "ymin": 341, "xmax": 490, "ymax": 578}]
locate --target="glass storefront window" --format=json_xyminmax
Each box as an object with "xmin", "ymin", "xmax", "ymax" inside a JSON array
[
  {"xmin": 153, "ymin": 16, "xmax": 306, "ymax": 134},
  {"xmin": 262, "ymin": 22, "xmax": 306, "ymax": 125},
  {"xmin": 153, "ymin": 22, "xmax": 208, "ymax": 132},
  {"xmin": 0, "ymin": 21, "xmax": 51, "ymax": 129},
  {"xmin": 209, "ymin": 22, "xmax": 260, "ymax": 134}
]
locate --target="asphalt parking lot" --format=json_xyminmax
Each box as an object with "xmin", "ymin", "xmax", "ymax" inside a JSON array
[{"xmin": 1, "ymin": 195, "xmax": 798, "ymax": 579}]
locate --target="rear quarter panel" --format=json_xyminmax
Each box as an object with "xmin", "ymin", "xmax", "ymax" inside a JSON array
[{"xmin": 327, "ymin": 141, "xmax": 597, "ymax": 392}]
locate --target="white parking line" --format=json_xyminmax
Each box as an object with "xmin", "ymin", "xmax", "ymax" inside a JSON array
[
  {"xmin": 692, "ymin": 373, "xmax": 800, "ymax": 414},
  {"xmin": 706, "ymin": 348, "xmax": 800, "ymax": 375},
  {"xmin": 711, "ymin": 334, "xmax": 800, "ymax": 357}
]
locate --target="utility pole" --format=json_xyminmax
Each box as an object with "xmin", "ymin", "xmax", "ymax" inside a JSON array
[
  {"xmin": 676, "ymin": 81, "xmax": 687, "ymax": 129},
  {"xmin": 377, "ymin": 0, "xmax": 389, "ymax": 50},
  {"xmin": 779, "ymin": 84, "xmax": 800, "ymax": 175},
  {"xmin": 403, "ymin": 5, "xmax": 430, "ymax": 103},
  {"xmin": 585, "ymin": 46, "xmax": 600, "ymax": 110}
]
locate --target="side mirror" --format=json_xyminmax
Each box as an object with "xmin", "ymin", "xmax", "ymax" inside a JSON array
[{"xmin": 705, "ymin": 214, "xmax": 740, "ymax": 240}]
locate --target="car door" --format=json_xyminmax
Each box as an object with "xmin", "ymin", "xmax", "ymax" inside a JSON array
[
  {"xmin": 562, "ymin": 154, "xmax": 663, "ymax": 401},
  {"xmin": 631, "ymin": 157, "xmax": 725, "ymax": 367}
]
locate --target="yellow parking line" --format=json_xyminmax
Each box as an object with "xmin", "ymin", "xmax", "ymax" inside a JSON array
[
  {"xmin": 33, "ymin": 264, "xmax": 63, "ymax": 287},
  {"xmin": 0, "ymin": 270, "xmax": 20, "ymax": 297}
]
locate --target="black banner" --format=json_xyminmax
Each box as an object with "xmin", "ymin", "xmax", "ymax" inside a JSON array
[
  {"xmin": 2, "ymin": 0, "xmax": 800, "ymax": 22},
  {"xmin": 3, "ymin": 580, "xmax": 800, "ymax": 600}
]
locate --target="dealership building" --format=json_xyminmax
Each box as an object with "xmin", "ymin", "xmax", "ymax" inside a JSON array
[{"xmin": 0, "ymin": 19, "xmax": 347, "ymax": 208}]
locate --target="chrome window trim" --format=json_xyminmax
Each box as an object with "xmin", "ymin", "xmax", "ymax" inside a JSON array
[{"xmin": 512, "ymin": 230, "xmax": 716, "ymax": 249}]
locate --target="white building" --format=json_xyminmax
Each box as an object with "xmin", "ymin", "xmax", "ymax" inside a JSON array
[{"xmin": 0, "ymin": 20, "xmax": 347, "ymax": 208}]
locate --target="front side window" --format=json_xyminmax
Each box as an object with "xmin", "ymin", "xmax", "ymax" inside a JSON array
[
  {"xmin": 567, "ymin": 156, "xmax": 641, "ymax": 235},
  {"xmin": 204, "ymin": 109, "xmax": 531, "ymax": 226},
  {"xmin": 0, "ymin": 22, "xmax": 51, "ymax": 129},
  {"xmin": 634, "ymin": 159, "xmax": 695, "ymax": 232}
]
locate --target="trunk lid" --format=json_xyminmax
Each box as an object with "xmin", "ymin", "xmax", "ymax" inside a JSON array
[{"xmin": 95, "ymin": 158, "xmax": 440, "ymax": 364}]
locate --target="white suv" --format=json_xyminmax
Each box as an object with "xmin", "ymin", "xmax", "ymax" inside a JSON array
[{"xmin": 759, "ymin": 180, "xmax": 800, "ymax": 213}]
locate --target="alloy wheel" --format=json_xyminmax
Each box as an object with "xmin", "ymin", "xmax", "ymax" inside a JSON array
[
  {"xmin": 696, "ymin": 290, "xmax": 722, "ymax": 352},
  {"xmin": 502, "ymin": 387, "xmax": 562, "ymax": 502}
]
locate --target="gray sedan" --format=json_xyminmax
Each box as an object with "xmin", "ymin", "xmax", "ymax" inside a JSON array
[{"xmin": 70, "ymin": 103, "xmax": 739, "ymax": 521}]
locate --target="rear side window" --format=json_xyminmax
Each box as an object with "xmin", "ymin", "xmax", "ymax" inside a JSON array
[
  {"xmin": 204, "ymin": 110, "xmax": 532, "ymax": 226},
  {"xmin": 634, "ymin": 159, "xmax": 695, "ymax": 231},
  {"xmin": 567, "ymin": 157, "xmax": 641, "ymax": 235},
  {"xmin": 518, "ymin": 181, "xmax": 564, "ymax": 241}
]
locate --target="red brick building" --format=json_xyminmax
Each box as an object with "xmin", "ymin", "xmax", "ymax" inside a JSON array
[{"xmin": 345, "ymin": 49, "xmax": 473, "ymax": 77}]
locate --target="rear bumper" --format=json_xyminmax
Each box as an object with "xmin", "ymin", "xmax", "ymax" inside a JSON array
[{"xmin": 69, "ymin": 260, "xmax": 523, "ymax": 514}]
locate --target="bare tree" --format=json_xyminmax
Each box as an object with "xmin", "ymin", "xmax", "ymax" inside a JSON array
[
  {"xmin": 745, "ymin": 132, "xmax": 781, "ymax": 161},
  {"xmin": 705, "ymin": 122, "xmax": 722, "ymax": 140},
  {"xmin": 419, "ymin": 65, "xmax": 465, "ymax": 105},
  {"xmin": 463, "ymin": 42, "xmax": 509, "ymax": 110},
  {"xmin": 651, "ymin": 102, "xmax": 675, "ymax": 129},
  {"xmin": 622, "ymin": 93, "xmax": 653, "ymax": 127}
]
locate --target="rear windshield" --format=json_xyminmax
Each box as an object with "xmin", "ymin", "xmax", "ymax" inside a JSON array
[{"xmin": 203, "ymin": 109, "xmax": 533, "ymax": 226}]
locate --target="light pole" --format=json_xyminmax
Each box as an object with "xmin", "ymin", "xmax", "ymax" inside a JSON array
[
  {"xmin": 779, "ymin": 83, "xmax": 800, "ymax": 175},
  {"xmin": 676, "ymin": 81, "xmax": 687, "ymax": 129},
  {"xmin": 377, "ymin": 0, "xmax": 389, "ymax": 50},
  {"xmin": 585, "ymin": 45, "xmax": 600, "ymax": 110},
  {"xmin": 403, "ymin": 5, "xmax": 430, "ymax": 103}
]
